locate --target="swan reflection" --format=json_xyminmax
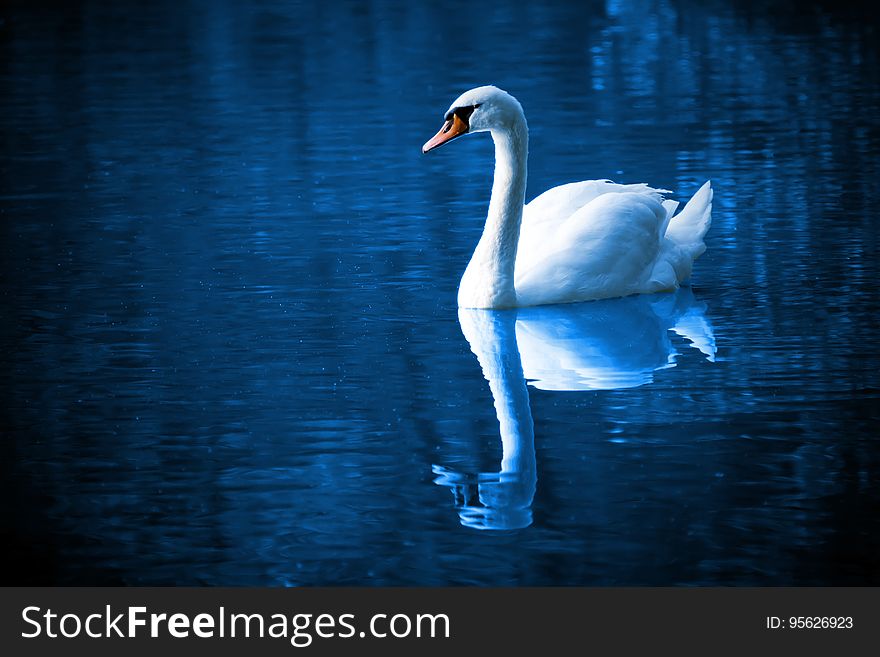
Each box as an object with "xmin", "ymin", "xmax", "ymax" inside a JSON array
[{"xmin": 433, "ymin": 288, "xmax": 715, "ymax": 530}]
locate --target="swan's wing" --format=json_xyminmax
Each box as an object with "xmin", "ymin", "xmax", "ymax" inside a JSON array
[
  {"xmin": 519, "ymin": 180, "xmax": 671, "ymax": 259},
  {"xmin": 515, "ymin": 192, "xmax": 668, "ymax": 305},
  {"xmin": 522, "ymin": 180, "xmax": 670, "ymax": 232}
]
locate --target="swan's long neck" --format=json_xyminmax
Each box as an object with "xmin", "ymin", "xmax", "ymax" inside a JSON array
[{"xmin": 458, "ymin": 118, "xmax": 528, "ymax": 309}]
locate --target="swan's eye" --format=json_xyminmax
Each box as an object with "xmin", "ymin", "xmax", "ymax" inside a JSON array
[{"xmin": 455, "ymin": 105, "xmax": 479, "ymax": 123}]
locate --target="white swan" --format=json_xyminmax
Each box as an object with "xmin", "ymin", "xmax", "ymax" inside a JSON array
[{"xmin": 422, "ymin": 85, "xmax": 713, "ymax": 309}]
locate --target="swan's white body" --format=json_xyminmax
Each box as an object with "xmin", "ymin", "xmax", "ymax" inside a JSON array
[{"xmin": 423, "ymin": 86, "xmax": 713, "ymax": 309}]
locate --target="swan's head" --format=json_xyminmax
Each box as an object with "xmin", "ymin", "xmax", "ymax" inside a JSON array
[{"xmin": 422, "ymin": 85, "xmax": 525, "ymax": 153}]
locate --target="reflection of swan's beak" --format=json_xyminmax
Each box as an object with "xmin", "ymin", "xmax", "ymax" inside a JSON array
[
  {"xmin": 422, "ymin": 113, "xmax": 469, "ymax": 153},
  {"xmin": 433, "ymin": 466, "xmax": 535, "ymax": 531}
]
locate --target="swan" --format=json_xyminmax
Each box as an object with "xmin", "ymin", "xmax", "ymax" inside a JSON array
[{"xmin": 422, "ymin": 85, "xmax": 713, "ymax": 309}]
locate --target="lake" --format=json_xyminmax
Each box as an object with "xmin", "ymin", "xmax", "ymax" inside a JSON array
[{"xmin": 2, "ymin": 0, "xmax": 878, "ymax": 585}]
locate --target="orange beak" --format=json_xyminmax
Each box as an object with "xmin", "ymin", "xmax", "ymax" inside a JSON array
[{"xmin": 422, "ymin": 112, "xmax": 469, "ymax": 153}]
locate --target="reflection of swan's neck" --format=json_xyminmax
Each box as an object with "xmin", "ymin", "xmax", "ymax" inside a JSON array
[
  {"xmin": 458, "ymin": 309, "xmax": 536, "ymax": 479},
  {"xmin": 459, "ymin": 119, "xmax": 528, "ymax": 309},
  {"xmin": 487, "ymin": 348, "xmax": 535, "ymax": 477}
]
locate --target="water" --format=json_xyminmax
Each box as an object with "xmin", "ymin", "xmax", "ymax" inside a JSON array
[{"xmin": 2, "ymin": 0, "xmax": 878, "ymax": 585}]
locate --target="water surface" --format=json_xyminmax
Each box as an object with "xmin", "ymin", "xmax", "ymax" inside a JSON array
[{"xmin": 2, "ymin": 0, "xmax": 879, "ymax": 585}]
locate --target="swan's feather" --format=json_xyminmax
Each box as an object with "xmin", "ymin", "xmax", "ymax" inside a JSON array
[
  {"xmin": 659, "ymin": 199, "xmax": 679, "ymax": 237},
  {"xmin": 522, "ymin": 180, "xmax": 669, "ymax": 232},
  {"xmin": 665, "ymin": 180, "xmax": 713, "ymax": 257},
  {"xmin": 510, "ymin": 179, "xmax": 712, "ymax": 307}
]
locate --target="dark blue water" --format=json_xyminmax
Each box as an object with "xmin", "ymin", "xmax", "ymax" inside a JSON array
[{"xmin": 2, "ymin": 0, "xmax": 879, "ymax": 585}]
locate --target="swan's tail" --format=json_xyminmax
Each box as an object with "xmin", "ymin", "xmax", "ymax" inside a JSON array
[{"xmin": 665, "ymin": 180, "xmax": 713, "ymax": 260}]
